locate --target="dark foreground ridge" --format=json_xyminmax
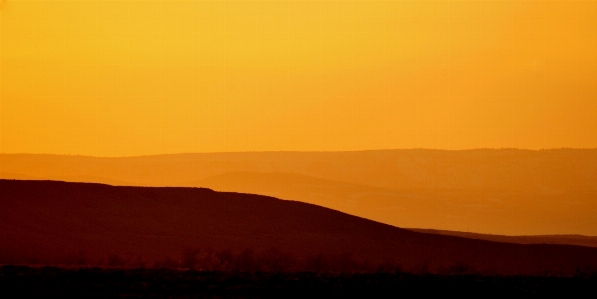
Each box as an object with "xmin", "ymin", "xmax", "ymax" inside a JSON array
[
  {"xmin": 2, "ymin": 179, "xmax": 597, "ymax": 276},
  {"xmin": 1, "ymin": 266, "xmax": 597, "ymax": 298},
  {"xmin": 3, "ymin": 149, "xmax": 597, "ymax": 236}
]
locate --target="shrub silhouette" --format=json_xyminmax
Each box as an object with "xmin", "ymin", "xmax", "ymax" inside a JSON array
[
  {"xmin": 154, "ymin": 257, "xmax": 180, "ymax": 269},
  {"xmin": 200, "ymin": 248, "xmax": 235, "ymax": 271},
  {"xmin": 181, "ymin": 247, "xmax": 200, "ymax": 270},
  {"xmin": 233, "ymin": 249, "xmax": 258, "ymax": 271},
  {"xmin": 129, "ymin": 256, "xmax": 148, "ymax": 268},
  {"xmin": 200, "ymin": 248, "xmax": 219, "ymax": 270},
  {"xmin": 27, "ymin": 257, "xmax": 41, "ymax": 266},
  {"xmin": 575, "ymin": 265, "xmax": 597, "ymax": 278},
  {"xmin": 413, "ymin": 261, "xmax": 430, "ymax": 274},
  {"xmin": 444, "ymin": 262, "xmax": 472, "ymax": 275},
  {"xmin": 107, "ymin": 254, "xmax": 125, "ymax": 267},
  {"xmin": 260, "ymin": 248, "xmax": 295, "ymax": 272},
  {"xmin": 215, "ymin": 249, "xmax": 234, "ymax": 271},
  {"xmin": 330, "ymin": 252, "xmax": 358, "ymax": 273},
  {"xmin": 376, "ymin": 260, "xmax": 403, "ymax": 273},
  {"xmin": 304, "ymin": 253, "xmax": 328, "ymax": 272},
  {"xmin": 73, "ymin": 250, "xmax": 89, "ymax": 266}
]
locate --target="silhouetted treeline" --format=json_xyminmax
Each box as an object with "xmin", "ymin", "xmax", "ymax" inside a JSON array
[
  {"xmin": 1, "ymin": 265, "xmax": 597, "ymax": 298},
  {"xmin": 2, "ymin": 247, "xmax": 401, "ymax": 274},
  {"xmin": 3, "ymin": 247, "xmax": 597, "ymax": 277}
]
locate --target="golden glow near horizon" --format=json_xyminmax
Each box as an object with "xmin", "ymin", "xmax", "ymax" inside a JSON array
[{"xmin": 1, "ymin": 0, "xmax": 597, "ymax": 156}]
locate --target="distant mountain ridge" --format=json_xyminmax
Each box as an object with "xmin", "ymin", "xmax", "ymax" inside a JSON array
[
  {"xmin": 2, "ymin": 179, "xmax": 597, "ymax": 276},
  {"xmin": 2, "ymin": 149, "xmax": 596, "ymax": 193}
]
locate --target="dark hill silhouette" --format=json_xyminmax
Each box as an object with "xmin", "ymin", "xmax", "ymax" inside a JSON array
[
  {"xmin": 194, "ymin": 172, "xmax": 597, "ymax": 236},
  {"xmin": 0, "ymin": 171, "xmax": 134, "ymax": 186},
  {"xmin": 2, "ymin": 179, "xmax": 597, "ymax": 276},
  {"xmin": 2, "ymin": 149, "xmax": 597, "ymax": 236}
]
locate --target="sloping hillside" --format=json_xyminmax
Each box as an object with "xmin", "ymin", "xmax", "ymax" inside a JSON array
[
  {"xmin": 195, "ymin": 172, "xmax": 597, "ymax": 235},
  {"xmin": 2, "ymin": 149, "xmax": 597, "ymax": 236},
  {"xmin": 2, "ymin": 180, "xmax": 597, "ymax": 275}
]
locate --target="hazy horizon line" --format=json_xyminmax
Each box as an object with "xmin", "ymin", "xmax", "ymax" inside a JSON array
[{"xmin": 2, "ymin": 147, "xmax": 597, "ymax": 159}]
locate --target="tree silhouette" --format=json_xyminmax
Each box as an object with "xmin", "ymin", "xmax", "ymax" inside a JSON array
[
  {"xmin": 154, "ymin": 257, "xmax": 179, "ymax": 269},
  {"xmin": 304, "ymin": 253, "xmax": 328, "ymax": 272},
  {"xmin": 107, "ymin": 254, "xmax": 125, "ymax": 267},
  {"xmin": 201, "ymin": 248, "xmax": 234, "ymax": 271},
  {"xmin": 181, "ymin": 247, "xmax": 200, "ymax": 270},
  {"xmin": 234, "ymin": 249, "xmax": 258, "ymax": 271},
  {"xmin": 261, "ymin": 248, "xmax": 295, "ymax": 272}
]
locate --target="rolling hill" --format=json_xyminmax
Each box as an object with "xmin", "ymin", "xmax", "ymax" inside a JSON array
[
  {"xmin": 1, "ymin": 149, "xmax": 596, "ymax": 236},
  {"xmin": 194, "ymin": 172, "xmax": 597, "ymax": 235},
  {"xmin": 2, "ymin": 179, "xmax": 597, "ymax": 276}
]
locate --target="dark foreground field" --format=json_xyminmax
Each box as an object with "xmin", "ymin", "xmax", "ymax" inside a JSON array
[{"xmin": 1, "ymin": 266, "xmax": 596, "ymax": 298}]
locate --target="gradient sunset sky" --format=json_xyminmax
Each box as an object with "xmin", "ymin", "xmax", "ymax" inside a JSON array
[{"xmin": 1, "ymin": 0, "xmax": 596, "ymax": 157}]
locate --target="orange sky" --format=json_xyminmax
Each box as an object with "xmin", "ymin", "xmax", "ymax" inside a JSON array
[{"xmin": 1, "ymin": 0, "xmax": 596, "ymax": 157}]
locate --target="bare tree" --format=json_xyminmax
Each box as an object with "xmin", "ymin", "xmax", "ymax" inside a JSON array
[
  {"xmin": 154, "ymin": 257, "xmax": 180, "ymax": 269},
  {"xmin": 335, "ymin": 252, "xmax": 358, "ymax": 273},
  {"xmin": 304, "ymin": 253, "xmax": 328, "ymax": 272},
  {"xmin": 182, "ymin": 247, "xmax": 201, "ymax": 270},
  {"xmin": 376, "ymin": 259, "xmax": 402, "ymax": 274},
  {"xmin": 215, "ymin": 249, "xmax": 234, "ymax": 271},
  {"xmin": 234, "ymin": 249, "xmax": 257, "ymax": 271},
  {"xmin": 201, "ymin": 248, "xmax": 231, "ymax": 271},
  {"xmin": 107, "ymin": 254, "xmax": 125, "ymax": 267},
  {"xmin": 261, "ymin": 247, "xmax": 295, "ymax": 272},
  {"xmin": 74, "ymin": 250, "xmax": 89, "ymax": 266}
]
